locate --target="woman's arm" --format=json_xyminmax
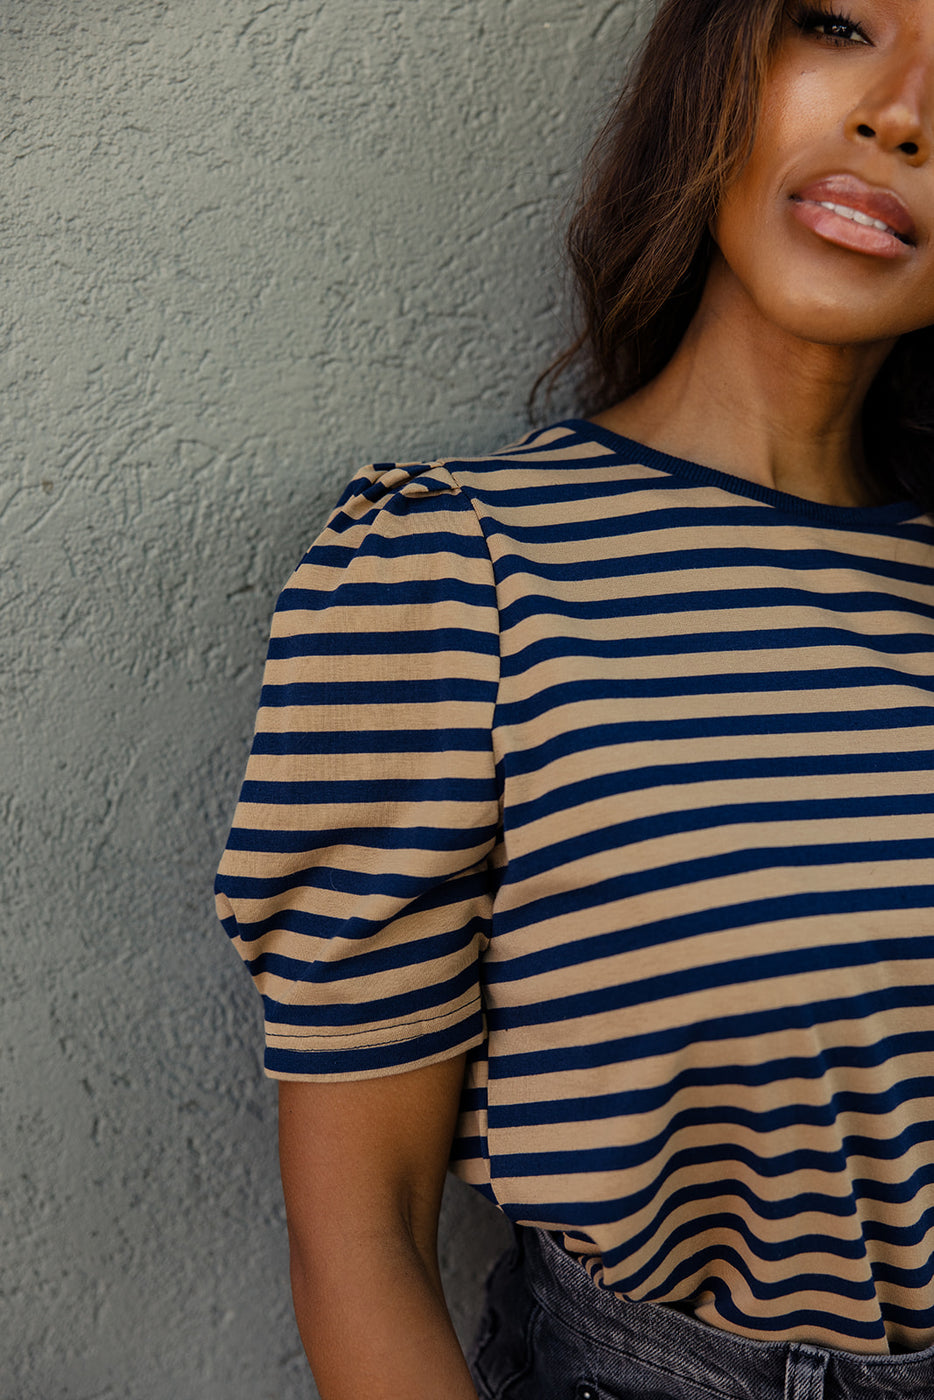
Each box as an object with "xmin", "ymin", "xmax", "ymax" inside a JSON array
[{"xmin": 278, "ymin": 1054, "xmax": 480, "ymax": 1400}]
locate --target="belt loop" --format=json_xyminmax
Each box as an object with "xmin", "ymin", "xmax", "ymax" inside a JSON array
[{"xmin": 784, "ymin": 1346, "xmax": 829, "ymax": 1400}]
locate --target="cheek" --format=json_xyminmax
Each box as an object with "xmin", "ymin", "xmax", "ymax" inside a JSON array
[
  {"xmin": 715, "ymin": 59, "xmax": 849, "ymax": 243},
  {"xmin": 711, "ymin": 171, "xmax": 780, "ymax": 286},
  {"xmin": 712, "ymin": 121, "xmax": 790, "ymax": 254},
  {"xmin": 763, "ymin": 63, "xmax": 834, "ymax": 149}
]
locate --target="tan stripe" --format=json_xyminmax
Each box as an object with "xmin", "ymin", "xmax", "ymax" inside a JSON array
[
  {"xmin": 485, "ymin": 1045, "xmax": 934, "ymax": 1124},
  {"xmin": 230, "ymin": 797, "xmax": 497, "ymax": 831},
  {"xmin": 271, "ymin": 602, "xmax": 498, "ymax": 639},
  {"xmin": 486, "ymin": 1090, "xmax": 934, "ymax": 1172},
  {"xmin": 483, "ymin": 962, "xmax": 932, "ymax": 1067},
  {"xmin": 503, "ymin": 813, "xmax": 934, "ymax": 901},
  {"xmin": 230, "ymin": 869, "xmax": 489, "ymax": 953},
  {"xmin": 494, "ymin": 562, "xmax": 934, "ymax": 609},
  {"xmin": 261, "ymin": 656, "xmax": 496, "ymax": 690},
  {"xmin": 266, "ymin": 1024, "xmax": 485, "ymax": 1084},
  {"xmin": 243, "ymin": 748, "xmax": 493, "ymax": 783},
  {"xmin": 485, "ymin": 1003, "xmax": 928, "ymax": 1109},
  {"xmin": 691, "ymin": 1293, "xmax": 890, "ymax": 1351},
  {"xmin": 219, "ymin": 838, "xmax": 495, "ymax": 881},
  {"xmin": 498, "ymin": 728, "xmax": 934, "ymax": 814},
  {"xmin": 504, "ymin": 602, "xmax": 930, "ymax": 646},
  {"xmin": 254, "ymin": 700, "xmax": 495, "ymax": 735},
  {"xmin": 503, "ymin": 646, "xmax": 934, "ymax": 690},
  {"xmin": 497, "ymin": 855, "xmax": 934, "ymax": 941},
  {"xmin": 265, "ymin": 991, "xmax": 480, "ymax": 1043}
]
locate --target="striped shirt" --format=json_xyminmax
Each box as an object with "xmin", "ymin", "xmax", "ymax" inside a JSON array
[{"xmin": 215, "ymin": 418, "xmax": 934, "ymax": 1353}]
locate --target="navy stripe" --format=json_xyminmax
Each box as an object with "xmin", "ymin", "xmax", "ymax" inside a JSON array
[
  {"xmin": 251, "ymin": 727, "xmax": 493, "ymax": 756},
  {"xmin": 260, "ymin": 963, "xmax": 478, "ymax": 1027},
  {"xmin": 267, "ymin": 627, "xmax": 498, "ymax": 660},
  {"xmin": 500, "ymin": 627, "xmax": 934, "ymax": 677},
  {"xmin": 502, "ymin": 710, "xmax": 934, "ymax": 780},
  {"xmin": 310, "ymin": 524, "xmax": 491, "ymax": 564},
  {"xmin": 491, "ymin": 544, "xmax": 934, "ymax": 589},
  {"xmin": 259, "ymin": 677, "xmax": 497, "ymax": 707},
  {"xmin": 488, "ymin": 983, "xmax": 932, "ymax": 1078},
  {"xmin": 499, "ymin": 586, "xmax": 934, "ymax": 631},
  {"xmin": 503, "ymin": 1156, "xmax": 934, "ymax": 1235},
  {"xmin": 504, "ymin": 835, "xmax": 934, "ymax": 905},
  {"xmin": 497, "ymin": 671, "xmax": 934, "ymax": 730},
  {"xmin": 238, "ymin": 775, "xmax": 497, "ymax": 806},
  {"xmin": 233, "ymin": 870, "xmax": 491, "ymax": 946},
  {"xmin": 490, "ymin": 1115, "xmax": 934, "ymax": 1182},
  {"xmin": 492, "ymin": 883, "xmax": 934, "ymax": 957},
  {"xmin": 221, "ymin": 859, "xmax": 489, "ymax": 903},
  {"xmin": 484, "ymin": 504, "xmax": 934, "ymax": 555},
  {"xmin": 699, "ymin": 1278, "xmax": 886, "ymax": 1342},
  {"xmin": 278, "ymin": 577, "xmax": 492, "ymax": 612},
  {"xmin": 495, "ymin": 791, "xmax": 934, "ymax": 863},
  {"xmin": 248, "ymin": 918, "xmax": 487, "ymax": 986},
  {"xmin": 503, "ymin": 751, "xmax": 934, "ymax": 833},
  {"xmin": 489, "ymin": 1033, "xmax": 934, "ymax": 1127},
  {"xmin": 487, "ymin": 936, "xmax": 934, "ymax": 1030},
  {"xmin": 652, "ymin": 1270, "xmax": 882, "ymax": 1341}
]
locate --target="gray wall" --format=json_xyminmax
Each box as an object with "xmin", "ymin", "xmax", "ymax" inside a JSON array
[{"xmin": 2, "ymin": 2, "xmax": 649, "ymax": 1396}]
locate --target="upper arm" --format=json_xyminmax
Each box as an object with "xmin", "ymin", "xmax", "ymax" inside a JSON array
[{"xmin": 278, "ymin": 1053, "xmax": 469, "ymax": 1267}]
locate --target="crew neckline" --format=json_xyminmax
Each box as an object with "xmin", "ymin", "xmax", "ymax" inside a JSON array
[{"xmin": 560, "ymin": 417, "xmax": 919, "ymax": 529}]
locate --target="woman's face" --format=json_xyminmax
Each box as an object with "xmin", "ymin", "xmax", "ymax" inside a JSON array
[{"xmin": 711, "ymin": 0, "xmax": 934, "ymax": 346}]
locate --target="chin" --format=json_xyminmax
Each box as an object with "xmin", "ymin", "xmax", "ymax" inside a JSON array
[
  {"xmin": 745, "ymin": 278, "xmax": 909, "ymax": 349},
  {"xmin": 709, "ymin": 241, "xmax": 918, "ymax": 348}
]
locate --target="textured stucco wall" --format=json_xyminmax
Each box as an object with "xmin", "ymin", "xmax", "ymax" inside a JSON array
[{"xmin": 2, "ymin": 2, "xmax": 649, "ymax": 1396}]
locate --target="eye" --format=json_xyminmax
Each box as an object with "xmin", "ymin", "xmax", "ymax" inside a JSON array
[{"xmin": 793, "ymin": 7, "xmax": 871, "ymax": 46}]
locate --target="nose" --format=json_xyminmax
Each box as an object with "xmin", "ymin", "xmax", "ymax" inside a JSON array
[{"xmin": 845, "ymin": 54, "xmax": 934, "ymax": 166}]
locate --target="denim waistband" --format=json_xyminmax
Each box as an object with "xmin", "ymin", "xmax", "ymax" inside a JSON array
[{"xmin": 519, "ymin": 1227, "xmax": 934, "ymax": 1400}]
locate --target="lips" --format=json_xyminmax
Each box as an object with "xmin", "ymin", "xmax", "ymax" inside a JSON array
[{"xmin": 792, "ymin": 174, "xmax": 917, "ymax": 246}]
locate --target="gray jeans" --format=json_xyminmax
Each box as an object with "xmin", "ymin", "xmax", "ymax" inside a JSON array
[{"xmin": 467, "ymin": 1226, "xmax": 934, "ymax": 1400}]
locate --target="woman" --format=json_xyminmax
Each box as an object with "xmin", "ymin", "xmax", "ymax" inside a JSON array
[{"xmin": 215, "ymin": 0, "xmax": 934, "ymax": 1395}]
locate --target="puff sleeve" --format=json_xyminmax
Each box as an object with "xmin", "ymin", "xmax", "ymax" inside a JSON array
[{"xmin": 214, "ymin": 463, "xmax": 501, "ymax": 1080}]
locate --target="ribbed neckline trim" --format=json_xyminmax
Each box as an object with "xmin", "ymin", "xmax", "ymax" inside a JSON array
[{"xmin": 559, "ymin": 418, "xmax": 920, "ymax": 529}]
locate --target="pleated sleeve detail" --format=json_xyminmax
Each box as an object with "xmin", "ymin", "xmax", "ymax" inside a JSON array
[{"xmin": 215, "ymin": 463, "xmax": 501, "ymax": 1080}]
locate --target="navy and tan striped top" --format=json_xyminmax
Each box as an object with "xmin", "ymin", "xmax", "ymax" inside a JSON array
[{"xmin": 215, "ymin": 419, "xmax": 934, "ymax": 1354}]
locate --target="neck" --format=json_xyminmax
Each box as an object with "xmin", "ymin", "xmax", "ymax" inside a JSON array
[{"xmin": 595, "ymin": 255, "xmax": 897, "ymax": 509}]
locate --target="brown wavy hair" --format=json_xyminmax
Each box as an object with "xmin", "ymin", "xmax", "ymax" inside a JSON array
[{"xmin": 539, "ymin": 0, "xmax": 934, "ymax": 510}]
